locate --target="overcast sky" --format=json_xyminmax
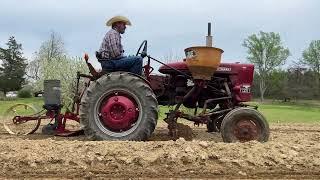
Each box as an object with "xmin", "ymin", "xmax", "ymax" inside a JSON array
[{"xmin": 0, "ymin": 0, "xmax": 319, "ymax": 69}]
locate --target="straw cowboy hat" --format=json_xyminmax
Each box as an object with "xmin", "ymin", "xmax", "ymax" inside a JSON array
[{"xmin": 106, "ymin": 16, "xmax": 132, "ymax": 26}]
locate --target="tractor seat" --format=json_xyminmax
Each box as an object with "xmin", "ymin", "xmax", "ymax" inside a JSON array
[
  {"xmin": 95, "ymin": 51, "xmax": 103, "ymax": 60},
  {"xmin": 95, "ymin": 51, "xmax": 111, "ymax": 62}
]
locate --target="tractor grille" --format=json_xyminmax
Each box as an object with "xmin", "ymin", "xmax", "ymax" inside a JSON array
[{"xmin": 43, "ymin": 80, "xmax": 61, "ymax": 106}]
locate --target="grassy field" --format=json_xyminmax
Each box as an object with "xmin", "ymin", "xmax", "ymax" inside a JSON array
[
  {"xmin": 0, "ymin": 97, "xmax": 44, "ymax": 116},
  {"xmin": 0, "ymin": 97, "xmax": 319, "ymax": 123},
  {"xmin": 253, "ymin": 102, "xmax": 320, "ymax": 123}
]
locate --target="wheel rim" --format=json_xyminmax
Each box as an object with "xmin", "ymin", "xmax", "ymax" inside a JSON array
[
  {"xmin": 232, "ymin": 118, "xmax": 261, "ymax": 142},
  {"xmin": 2, "ymin": 104, "xmax": 41, "ymax": 135},
  {"xmin": 94, "ymin": 89, "xmax": 142, "ymax": 137}
]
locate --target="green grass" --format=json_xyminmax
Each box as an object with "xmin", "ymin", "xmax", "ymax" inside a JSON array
[
  {"xmin": 0, "ymin": 97, "xmax": 43, "ymax": 116},
  {"xmin": 256, "ymin": 102, "xmax": 320, "ymax": 123},
  {"xmin": 0, "ymin": 98, "xmax": 319, "ymax": 123},
  {"xmin": 159, "ymin": 101, "xmax": 320, "ymax": 124}
]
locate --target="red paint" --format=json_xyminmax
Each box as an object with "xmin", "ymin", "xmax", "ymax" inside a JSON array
[
  {"xmin": 100, "ymin": 95, "xmax": 138, "ymax": 131},
  {"xmin": 158, "ymin": 61, "xmax": 255, "ymax": 102}
]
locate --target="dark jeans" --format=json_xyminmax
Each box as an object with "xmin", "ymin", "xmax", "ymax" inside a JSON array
[{"xmin": 100, "ymin": 56, "xmax": 143, "ymax": 75}]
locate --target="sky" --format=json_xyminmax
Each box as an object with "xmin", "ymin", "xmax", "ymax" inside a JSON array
[{"xmin": 0, "ymin": 0, "xmax": 319, "ymax": 69}]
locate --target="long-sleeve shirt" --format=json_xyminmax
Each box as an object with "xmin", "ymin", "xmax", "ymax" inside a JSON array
[{"xmin": 99, "ymin": 29, "xmax": 124, "ymax": 60}]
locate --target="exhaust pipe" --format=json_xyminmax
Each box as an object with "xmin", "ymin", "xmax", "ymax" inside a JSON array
[{"xmin": 206, "ymin": 22, "xmax": 213, "ymax": 47}]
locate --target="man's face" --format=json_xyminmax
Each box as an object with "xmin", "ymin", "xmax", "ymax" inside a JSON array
[{"xmin": 116, "ymin": 22, "xmax": 126, "ymax": 34}]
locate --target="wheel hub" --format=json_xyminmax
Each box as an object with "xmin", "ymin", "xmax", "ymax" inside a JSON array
[
  {"xmin": 233, "ymin": 119, "xmax": 260, "ymax": 142},
  {"xmin": 100, "ymin": 95, "xmax": 138, "ymax": 131}
]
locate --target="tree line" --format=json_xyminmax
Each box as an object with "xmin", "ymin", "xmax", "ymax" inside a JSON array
[
  {"xmin": 252, "ymin": 67, "xmax": 319, "ymax": 100},
  {"xmin": 0, "ymin": 31, "xmax": 319, "ymax": 101},
  {"xmin": 0, "ymin": 32, "xmax": 87, "ymax": 102},
  {"xmin": 243, "ymin": 31, "xmax": 320, "ymax": 101}
]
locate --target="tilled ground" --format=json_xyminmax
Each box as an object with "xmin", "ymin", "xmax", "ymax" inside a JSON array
[{"xmin": 0, "ymin": 122, "xmax": 320, "ymax": 179}]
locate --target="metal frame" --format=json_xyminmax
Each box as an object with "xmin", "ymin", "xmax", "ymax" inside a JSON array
[
  {"xmin": 10, "ymin": 48, "xmax": 258, "ymax": 139},
  {"xmin": 11, "ymin": 72, "xmax": 92, "ymax": 136}
]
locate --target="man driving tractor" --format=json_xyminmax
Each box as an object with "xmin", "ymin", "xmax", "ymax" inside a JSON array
[{"xmin": 98, "ymin": 16, "xmax": 143, "ymax": 75}]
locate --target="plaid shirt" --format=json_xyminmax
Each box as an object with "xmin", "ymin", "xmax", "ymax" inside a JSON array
[{"xmin": 99, "ymin": 29, "xmax": 124, "ymax": 60}]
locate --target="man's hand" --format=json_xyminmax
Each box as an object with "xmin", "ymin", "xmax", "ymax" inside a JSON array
[
  {"xmin": 84, "ymin": 53, "xmax": 89, "ymax": 62},
  {"xmin": 140, "ymin": 51, "xmax": 147, "ymax": 58}
]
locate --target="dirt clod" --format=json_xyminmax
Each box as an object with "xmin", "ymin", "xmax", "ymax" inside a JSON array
[{"xmin": 199, "ymin": 141, "xmax": 209, "ymax": 148}]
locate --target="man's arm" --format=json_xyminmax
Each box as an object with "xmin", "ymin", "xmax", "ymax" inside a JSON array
[{"xmin": 99, "ymin": 36, "xmax": 107, "ymax": 58}]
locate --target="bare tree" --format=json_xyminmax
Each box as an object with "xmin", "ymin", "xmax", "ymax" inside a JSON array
[
  {"xmin": 38, "ymin": 31, "xmax": 66, "ymax": 61},
  {"xmin": 163, "ymin": 49, "xmax": 183, "ymax": 63},
  {"xmin": 26, "ymin": 52, "xmax": 41, "ymax": 81},
  {"xmin": 26, "ymin": 31, "xmax": 66, "ymax": 82}
]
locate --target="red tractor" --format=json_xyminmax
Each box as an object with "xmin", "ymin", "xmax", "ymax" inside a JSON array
[
  {"xmin": 79, "ymin": 24, "xmax": 269, "ymax": 142},
  {"xmin": 2, "ymin": 24, "xmax": 269, "ymax": 143}
]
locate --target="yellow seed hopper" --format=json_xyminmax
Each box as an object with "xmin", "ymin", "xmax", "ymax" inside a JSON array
[
  {"xmin": 185, "ymin": 46, "xmax": 223, "ymax": 80},
  {"xmin": 184, "ymin": 22, "xmax": 224, "ymax": 80}
]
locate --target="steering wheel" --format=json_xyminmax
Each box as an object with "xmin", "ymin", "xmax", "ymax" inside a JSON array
[{"xmin": 136, "ymin": 40, "xmax": 147, "ymax": 57}]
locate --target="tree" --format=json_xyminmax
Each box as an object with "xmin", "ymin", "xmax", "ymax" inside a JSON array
[
  {"xmin": 29, "ymin": 32, "xmax": 88, "ymax": 105},
  {"xmin": 26, "ymin": 52, "xmax": 41, "ymax": 81},
  {"xmin": 265, "ymin": 70, "xmax": 287, "ymax": 99},
  {"xmin": 300, "ymin": 40, "xmax": 320, "ymax": 93},
  {"xmin": 38, "ymin": 31, "xmax": 66, "ymax": 61},
  {"xmin": 0, "ymin": 37, "xmax": 27, "ymax": 95},
  {"xmin": 34, "ymin": 56, "xmax": 88, "ymax": 105},
  {"xmin": 26, "ymin": 31, "xmax": 65, "ymax": 82},
  {"xmin": 0, "ymin": 60, "xmax": 3, "ymax": 75},
  {"xmin": 163, "ymin": 49, "xmax": 182, "ymax": 63},
  {"xmin": 243, "ymin": 31, "xmax": 290, "ymax": 101}
]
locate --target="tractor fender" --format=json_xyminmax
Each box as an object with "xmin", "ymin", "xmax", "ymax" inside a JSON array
[
  {"xmin": 95, "ymin": 71, "xmax": 151, "ymax": 87},
  {"xmin": 125, "ymin": 72, "xmax": 151, "ymax": 87}
]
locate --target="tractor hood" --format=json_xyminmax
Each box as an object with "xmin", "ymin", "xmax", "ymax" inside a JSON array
[
  {"xmin": 159, "ymin": 61, "xmax": 255, "ymax": 102},
  {"xmin": 159, "ymin": 61, "xmax": 254, "ymax": 76}
]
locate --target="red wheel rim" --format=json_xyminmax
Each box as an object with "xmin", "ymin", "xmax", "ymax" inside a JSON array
[
  {"xmin": 98, "ymin": 91, "xmax": 139, "ymax": 132},
  {"xmin": 232, "ymin": 118, "xmax": 261, "ymax": 142}
]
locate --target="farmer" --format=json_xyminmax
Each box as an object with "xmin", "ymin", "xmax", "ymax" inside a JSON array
[{"xmin": 98, "ymin": 16, "xmax": 143, "ymax": 75}]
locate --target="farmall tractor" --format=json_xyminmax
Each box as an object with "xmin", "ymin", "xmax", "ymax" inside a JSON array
[
  {"xmin": 2, "ymin": 23, "xmax": 269, "ymax": 143},
  {"xmin": 80, "ymin": 24, "xmax": 269, "ymax": 142}
]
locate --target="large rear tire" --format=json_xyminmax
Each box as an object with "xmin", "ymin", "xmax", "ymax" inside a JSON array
[
  {"xmin": 80, "ymin": 72, "xmax": 158, "ymax": 141},
  {"xmin": 220, "ymin": 108, "xmax": 269, "ymax": 143}
]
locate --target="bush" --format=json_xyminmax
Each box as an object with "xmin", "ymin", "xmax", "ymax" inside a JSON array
[{"xmin": 18, "ymin": 89, "xmax": 32, "ymax": 98}]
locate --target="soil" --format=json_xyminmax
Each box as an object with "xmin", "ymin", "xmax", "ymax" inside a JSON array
[{"xmin": 0, "ymin": 122, "xmax": 320, "ymax": 179}]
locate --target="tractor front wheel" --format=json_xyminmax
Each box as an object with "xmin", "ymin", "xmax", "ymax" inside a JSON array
[
  {"xmin": 80, "ymin": 72, "xmax": 158, "ymax": 141},
  {"xmin": 220, "ymin": 108, "xmax": 269, "ymax": 143}
]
